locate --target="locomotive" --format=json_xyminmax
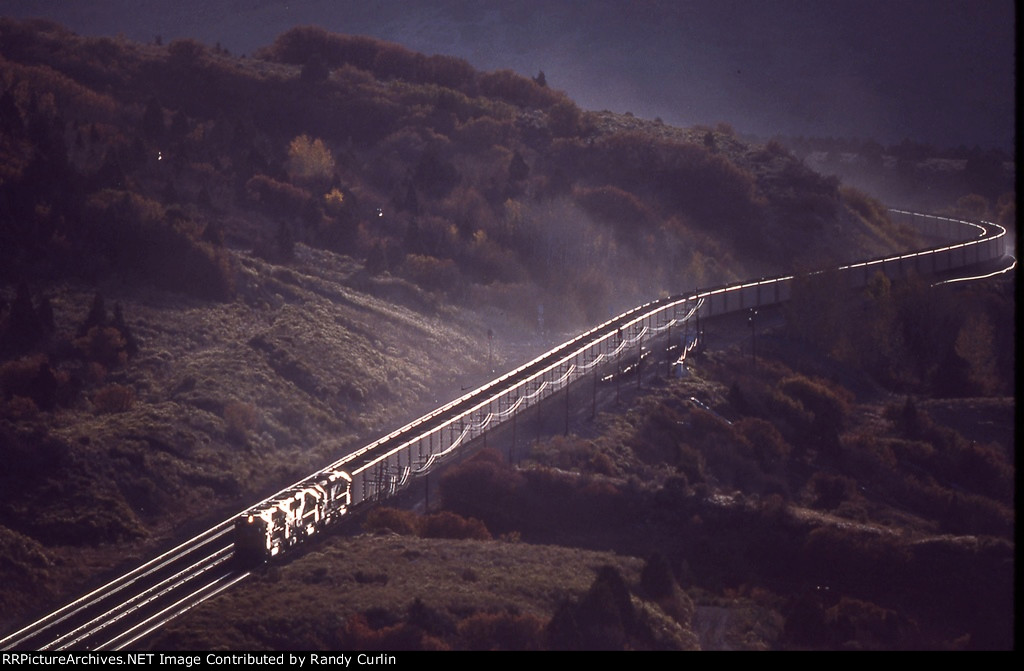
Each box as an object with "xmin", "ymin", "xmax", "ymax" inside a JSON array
[{"xmin": 233, "ymin": 469, "xmax": 351, "ymax": 565}]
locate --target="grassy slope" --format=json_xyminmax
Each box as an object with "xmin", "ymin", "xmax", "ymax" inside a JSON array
[
  {"xmin": 0, "ymin": 245, "xmax": 505, "ymax": 629},
  {"xmin": 148, "ymin": 305, "xmax": 1014, "ymax": 650},
  {"xmin": 151, "ymin": 535, "xmax": 703, "ymax": 651}
]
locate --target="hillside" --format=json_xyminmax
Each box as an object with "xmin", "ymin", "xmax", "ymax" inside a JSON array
[
  {"xmin": 149, "ymin": 284, "xmax": 1015, "ymax": 650},
  {"xmin": 0, "ymin": 18, "xmax": 1010, "ymax": 649},
  {"xmin": 0, "ymin": 20, "xmax": 919, "ymax": 316}
]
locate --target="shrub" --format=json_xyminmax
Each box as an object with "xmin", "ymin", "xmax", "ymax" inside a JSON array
[
  {"xmin": 364, "ymin": 506, "xmax": 420, "ymax": 535},
  {"xmin": 245, "ymin": 174, "xmax": 312, "ymax": 217},
  {"xmin": 477, "ymin": 69, "xmax": 560, "ymax": 109},
  {"xmin": 413, "ymin": 149, "xmax": 460, "ymax": 199},
  {"xmin": 337, "ymin": 613, "xmax": 450, "ymax": 651},
  {"xmin": 0, "ymin": 354, "xmax": 48, "ymax": 399},
  {"xmin": 439, "ymin": 449, "xmax": 525, "ymax": 533},
  {"xmin": 455, "ymin": 116, "xmax": 514, "ymax": 151},
  {"xmin": 167, "ymin": 38, "xmax": 207, "ymax": 69},
  {"xmin": 457, "ymin": 611, "xmax": 545, "ymax": 650},
  {"xmin": 841, "ymin": 185, "xmax": 889, "ymax": 225},
  {"xmin": 92, "ymin": 383, "xmax": 134, "ymax": 413},
  {"xmin": 76, "ymin": 326, "xmax": 127, "ymax": 369},
  {"xmin": 823, "ymin": 597, "xmax": 901, "ymax": 649},
  {"xmin": 2, "ymin": 394, "xmax": 39, "ymax": 420},
  {"xmin": 223, "ymin": 400, "xmax": 260, "ymax": 442},
  {"xmin": 84, "ymin": 189, "xmax": 235, "ymax": 300},
  {"xmin": 807, "ymin": 472, "xmax": 857, "ymax": 510},
  {"xmin": 547, "ymin": 98, "xmax": 583, "ymax": 137},
  {"xmin": 776, "ymin": 374, "xmax": 851, "ymax": 452},
  {"xmin": 419, "ymin": 511, "xmax": 491, "ymax": 540},
  {"xmin": 399, "ymin": 254, "xmax": 461, "ymax": 294},
  {"xmin": 735, "ymin": 417, "xmax": 792, "ymax": 471},
  {"xmin": 406, "ymin": 597, "xmax": 457, "ymax": 639},
  {"xmin": 572, "ymin": 185, "xmax": 656, "ymax": 240},
  {"xmin": 640, "ymin": 552, "xmax": 677, "ymax": 598}
]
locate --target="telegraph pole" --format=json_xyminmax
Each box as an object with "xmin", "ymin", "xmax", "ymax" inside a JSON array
[{"xmin": 747, "ymin": 308, "xmax": 758, "ymax": 368}]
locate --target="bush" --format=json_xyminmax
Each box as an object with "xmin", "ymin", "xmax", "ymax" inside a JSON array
[
  {"xmin": 640, "ymin": 552, "xmax": 676, "ymax": 598},
  {"xmin": 547, "ymin": 98, "xmax": 583, "ymax": 137},
  {"xmin": 841, "ymin": 185, "xmax": 890, "ymax": 226},
  {"xmin": 84, "ymin": 190, "xmax": 235, "ymax": 300},
  {"xmin": 457, "ymin": 611, "xmax": 545, "ymax": 650},
  {"xmin": 337, "ymin": 613, "xmax": 450, "ymax": 651},
  {"xmin": 776, "ymin": 375, "xmax": 851, "ymax": 453},
  {"xmin": 76, "ymin": 326, "xmax": 127, "ymax": 369},
  {"xmin": 807, "ymin": 472, "xmax": 857, "ymax": 511},
  {"xmin": 399, "ymin": 254, "xmax": 461, "ymax": 294},
  {"xmin": 167, "ymin": 38, "xmax": 207, "ymax": 69},
  {"xmin": 477, "ymin": 69, "xmax": 560, "ymax": 109},
  {"xmin": 439, "ymin": 449, "xmax": 525, "ymax": 534},
  {"xmin": 0, "ymin": 354, "xmax": 47, "ymax": 398},
  {"xmin": 2, "ymin": 395, "xmax": 39, "ymax": 420},
  {"xmin": 245, "ymin": 174, "xmax": 312, "ymax": 217},
  {"xmin": 736, "ymin": 417, "xmax": 792, "ymax": 472},
  {"xmin": 223, "ymin": 400, "xmax": 260, "ymax": 442},
  {"xmin": 572, "ymin": 185, "xmax": 657, "ymax": 243},
  {"xmin": 92, "ymin": 383, "xmax": 134, "ymax": 413},
  {"xmin": 778, "ymin": 375, "xmax": 851, "ymax": 433},
  {"xmin": 419, "ymin": 511, "xmax": 491, "ymax": 540},
  {"xmin": 364, "ymin": 506, "xmax": 420, "ymax": 535}
]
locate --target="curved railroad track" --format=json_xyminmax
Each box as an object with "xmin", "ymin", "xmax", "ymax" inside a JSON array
[{"xmin": 1, "ymin": 209, "xmax": 1011, "ymax": 651}]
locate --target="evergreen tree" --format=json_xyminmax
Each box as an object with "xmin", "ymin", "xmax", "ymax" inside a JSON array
[
  {"xmin": 404, "ymin": 219, "xmax": 423, "ymax": 255},
  {"xmin": 141, "ymin": 97, "xmax": 165, "ymax": 140},
  {"xmin": 28, "ymin": 361, "xmax": 57, "ymax": 411},
  {"xmin": 544, "ymin": 599, "xmax": 582, "ymax": 650},
  {"xmin": 0, "ymin": 89, "xmax": 23, "ymax": 134},
  {"xmin": 509, "ymin": 151, "xmax": 530, "ymax": 183},
  {"xmin": 365, "ymin": 241, "xmax": 389, "ymax": 275},
  {"xmin": 401, "ymin": 180, "xmax": 420, "ymax": 214},
  {"xmin": 275, "ymin": 221, "xmax": 295, "ymax": 262},
  {"xmin": 300, "ymin": 54, "xmax": 330, "ymax": 83},
  {"xmin": 640, "ymin": 552, "xmax": 677, "ymax": 598},
  {"xmin": 37, "ymin": 294, "xmax": 55, "ymax": 336},
  {"xmin": 576, "ymin": 566, "xmax": 636, "ymax": 649},
  {"xmin": 77, "ymin": 292, "xmax": 108, "ymax": 338},
  {"xmin": 2, "ymin": 283, "xmax": 43, "ymax": 354},
  {"xmin": 112, "ymin": 302, "xmax": 139, "ymax": 357}
]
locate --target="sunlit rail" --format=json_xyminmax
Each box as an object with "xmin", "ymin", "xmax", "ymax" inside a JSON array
[{"xmin": 1, "ymin": 208, "xmax": 1008, "ymax": 650}]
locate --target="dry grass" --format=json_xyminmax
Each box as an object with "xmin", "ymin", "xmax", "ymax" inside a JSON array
[
  {"xmin": 149, "ymin": 534, "xmax": 700, "ymax": 650},
  {"xmin": 0, "ymin": 244, "xmax": 504, "ymax": 629}
]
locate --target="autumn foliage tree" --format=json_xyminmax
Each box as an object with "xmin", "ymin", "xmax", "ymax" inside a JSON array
[{"xmin": 285, "ymin": 134, "xmax": 335, "ymax": 190}]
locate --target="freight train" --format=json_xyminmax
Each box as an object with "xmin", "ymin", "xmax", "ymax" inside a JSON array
[{"xmin": 233, "ymin": 210, "xmax": 1009, "ymax": 564}]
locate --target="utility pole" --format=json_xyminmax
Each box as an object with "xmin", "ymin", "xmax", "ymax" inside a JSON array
[
  {"xmin": 510, "ymin": 400, "xmax": 517, "ymax": 464},
  {"xmin": 636, "ymin": 332, "xmax": 643, "ymax": 389},
  {"xmin": 564, "ymin": 367, "xmax": 570, "ymax": 436},
  {"xmin": 487, "ymin": 327, "xmax": 493, "ymax": 373},
  {"xmin": 666, "ymin": 319, "xmax": 673, "ymax": 378},
  {"xmin": 747, "ymin": 308, "xmax": 758, "ymax": 368}
]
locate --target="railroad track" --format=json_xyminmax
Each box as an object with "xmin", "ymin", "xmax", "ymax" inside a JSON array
[{"xmin": 1, "ymin": 209, "xmax": 1010, "ymax": 650}]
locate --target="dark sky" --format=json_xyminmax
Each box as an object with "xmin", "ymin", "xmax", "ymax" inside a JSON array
[{"xmin": 0, "ymin": 0, "xmax": 1015, "ymax": 150}]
